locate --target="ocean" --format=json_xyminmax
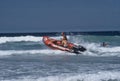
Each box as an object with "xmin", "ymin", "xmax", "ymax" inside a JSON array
[{"xmin": 0, "ymin": 31, "xmax": 120, "ymax": 81}]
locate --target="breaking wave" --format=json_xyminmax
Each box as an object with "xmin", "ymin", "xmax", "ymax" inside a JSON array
[
  {"xmin": 0, "ymin": 36, "xmax": 42, "ymax": 44},
  {"xmin": 0, "ymin": 35, "xmax": 120, "ymax": 57}
]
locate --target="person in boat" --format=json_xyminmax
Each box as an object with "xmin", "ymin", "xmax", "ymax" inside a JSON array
[
  {"xmin": 61, "ymin": 32, "xmax": 68, "ymax": 47},
  {"xmin": 47, "ymin": 32, "xmax": 68, "ymax": 48}
]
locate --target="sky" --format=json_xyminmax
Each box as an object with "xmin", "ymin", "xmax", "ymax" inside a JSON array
[{"xmin": 0, "ymin": 0, "xmax": 120, "ymax": 33}]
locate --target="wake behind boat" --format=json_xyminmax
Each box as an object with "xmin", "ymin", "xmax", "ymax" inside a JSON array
[{"xmin": 43, "ymin": 36, "xmax": 86, "ymax": 54}]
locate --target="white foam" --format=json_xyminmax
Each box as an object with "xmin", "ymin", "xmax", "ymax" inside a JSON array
[
  {"xmin": 0, "ymin": 36, "xmax": 42, "ymax": 44},
  {"xmin": 0, "ymin": 49, "xmax": 68, "ymax": 56},
  {"xmin": 98, "ymin": 46, "xmax": 120, "ymax": 53},
  {"xmin": 3, "ymin": 71, "xmax": 120, "ymax": 81}
]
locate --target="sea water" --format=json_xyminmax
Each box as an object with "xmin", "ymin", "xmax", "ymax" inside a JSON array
[{"xmin": 0, "ymin": 32, "xmax": 120, "ymax": 81}]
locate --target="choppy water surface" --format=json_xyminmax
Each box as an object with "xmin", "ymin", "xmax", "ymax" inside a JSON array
[{"xmin": 0, "ymin": 35, "xmax": 120, "ymax": 81}]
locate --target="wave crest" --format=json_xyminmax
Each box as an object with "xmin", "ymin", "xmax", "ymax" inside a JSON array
[{"xmin": 0, "ymin": 36, "xmax": 42, "ymax": 44}]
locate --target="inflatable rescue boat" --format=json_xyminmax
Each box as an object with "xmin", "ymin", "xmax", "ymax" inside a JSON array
[{"xmin": 43, "ymin": 36, "xmax": 86, "ymax": 54}]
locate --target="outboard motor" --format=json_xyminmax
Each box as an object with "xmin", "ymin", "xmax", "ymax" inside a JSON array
[
  {"xmin": 72, "ymin": 45, "xmax": 86, "ymax": 54},
  {"xmin": 78, "ymin": 45, "xmax": 86, "ymax": 52}
]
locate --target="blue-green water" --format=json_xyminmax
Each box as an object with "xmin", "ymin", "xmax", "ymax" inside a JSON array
[{"xmin": 0, "ymin": 34, "xmax": 120, "ymax": 81}]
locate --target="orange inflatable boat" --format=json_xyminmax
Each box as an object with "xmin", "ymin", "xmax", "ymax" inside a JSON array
[{"xmin": 43, "ymin": 36, "xmax": 86, "ymax": 54}]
